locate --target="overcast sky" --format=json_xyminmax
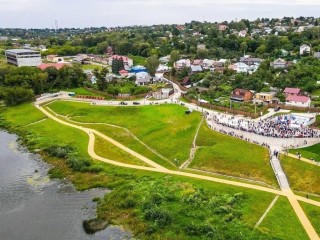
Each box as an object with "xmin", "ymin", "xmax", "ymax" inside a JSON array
[{"xmin": 0, "ymin": 0, "xmax": 320, "ymax": 28}]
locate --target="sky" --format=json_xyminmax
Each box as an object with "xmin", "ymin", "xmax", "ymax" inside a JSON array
[{"xmin": 0, "ymin": 0, "xmax": 320, "ymax": 28}]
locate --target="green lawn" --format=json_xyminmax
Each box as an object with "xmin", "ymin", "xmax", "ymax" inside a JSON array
[
  {"xmin": 289, "ymin": 137, "xmax": 320, "ymax": 161},
  {"xmin": 281, "ymin": 155, "xmax": 320, "ymax": 194},
  {"xmin": 47, "ymin": 101, "xmax": 202, "ymax": 165},
  {"xmin": 300, "ymin": 202, "xmax": 320, "ymax": 236},
  {"xmin": 62, "ymin": 87, "xmax": 103, "ymax": 97},
  {"xmin": 94, "ymin": 135, "xmax": 149, "ymax": 167},
  {"xmin": 81, "ymin": 64, "xmax": 103, "ymax": 71},
  {"xmin": 190, "ymin": 124, "xmax": 277, "ymax": 187},
  {"xmin": 75, "ymin": 123, "xmax": 176, "ymax": 169},
  {"xmin": 0, "ymin": 103, "xmax": 47, "ymax": 127},
  {"xmin": 258, "ymin": 197, "xmax": 309, "ymax": 240}
]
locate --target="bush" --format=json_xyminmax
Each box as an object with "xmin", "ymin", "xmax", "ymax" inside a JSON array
[
  {"xmin": 66, "ymin": 157, "xmax": 91, "ymax": 172},
  {"xmin": 144, "ymin": 208, "xmax": 172, "ymax": 228},
  {"xmin": 46, "ymin": 145, "xmax": 74, "ymax": 158}
]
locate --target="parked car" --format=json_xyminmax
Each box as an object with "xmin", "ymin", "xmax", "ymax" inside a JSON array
[
  {"xmin": 119, "ymin": 102, "xmax": 128, "ymax": 105},
  {"xmin": 133, "ymin": 102, "xmax": 140, "ymax": 105}
]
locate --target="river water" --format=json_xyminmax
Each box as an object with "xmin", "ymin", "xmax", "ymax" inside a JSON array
[{"xmin": 0, "ymin": 131, "xmax": 131, "ymax": 240}]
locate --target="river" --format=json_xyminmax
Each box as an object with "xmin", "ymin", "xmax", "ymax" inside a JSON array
[{"xmin": 0, "ymin": 131, "xmax": 131, "ymax": 240}]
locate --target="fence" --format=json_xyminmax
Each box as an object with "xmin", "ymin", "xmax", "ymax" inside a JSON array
[
  {"xmin": 267, "ymin": 103, "xmax": 320, "ymax": 113},
  {"xmin": 83, "ymin": 87, "xmax": 148, "ymax": 99},
  {"xmin": 183, "ymin": 95, "xmax": 269, "ymax": 118}
]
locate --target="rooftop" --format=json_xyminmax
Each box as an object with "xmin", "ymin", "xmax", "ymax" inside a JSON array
[{"xmin": 5, "ymin": 49, "xmax": 39, "ymax": 54}]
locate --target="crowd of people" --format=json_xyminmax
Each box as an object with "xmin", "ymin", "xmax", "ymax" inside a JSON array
[{"xmin": 209, "ymin": 113, "xmax": 320, "ymax": 138}]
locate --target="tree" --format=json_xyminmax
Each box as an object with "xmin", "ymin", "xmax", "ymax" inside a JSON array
[
  {"xmin": 196, "ymin": 49, "xmax": 209, "ymax": 59},
  {"xmin": 145, "ymin": 55, "xmax": 160, "ymax": 77},
  {"xmin": 240, "ymin": 42, "xmax": 248, "ymax": 54},
  {"xmin": 170, "ymin": 50, "xmax": 180, "ymax": 64},
  {"xmin": 111, "ymin": 58, "xmax": 124, "ymax": 74},
  {"xmin": 0, "ymin": 87, "xmax": 34, "ymax": 106},
  {"xmin": 93, "ymin": 67, "xmax": 109, "ymax": 91}
]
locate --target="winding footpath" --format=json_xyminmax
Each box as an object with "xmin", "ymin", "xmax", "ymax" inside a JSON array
[{"xmin": 35, "ymin": 104, "xmax": 320, "ymax": 239}]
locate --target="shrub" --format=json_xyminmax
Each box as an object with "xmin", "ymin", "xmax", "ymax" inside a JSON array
[
  {"xmin": 46, "ymin": 145, "xmax": 74, "ymax": 158},
  {"xmin": 66, "ymin": 157, "xmax": 91, "ymax": 172},
  {"xmin": 144, "ymin": 208, "xmax": 172, "ymax": 228}
]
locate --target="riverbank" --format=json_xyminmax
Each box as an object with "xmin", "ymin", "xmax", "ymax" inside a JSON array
[
  {"xmin": 0, "ymin": 103, "xmax": 311, "ymax": 240},
  {"xmin": 0, "ymin": 130, "xmax": 131, "ymax": 240}
]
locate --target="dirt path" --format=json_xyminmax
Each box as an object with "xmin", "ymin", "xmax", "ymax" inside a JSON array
[
  {"xmin": 255, "ymin": 195, "xmax": 279, "ymax": 228},
  {"xmin": 36, "ymin": 104, "xmax": 320, "ymax": 240},
  {"xmin": 179, "ymin": 117, "xmax": 203, "ymax": 169}
]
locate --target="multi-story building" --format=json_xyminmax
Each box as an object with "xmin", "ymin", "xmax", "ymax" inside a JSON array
[{"xmin": 5, "ymin": 49, "xmax": 42, "ymax": 67}]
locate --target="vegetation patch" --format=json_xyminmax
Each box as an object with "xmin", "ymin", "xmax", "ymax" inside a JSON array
[
  {"xmin": 48, "ymin": 101, "xmax": 201, "ymax": 165},
  {"xmin": 280, "ymin": 155, "xmax": 320, "ymax": 194},
  {"xmin": 94, "ymin": 135, "xmax": 149, "ymax": 166},
  {"xmin": 289, "ymin": 142, "xmax": 320, "ymax": 162},
  {"xmin": 257, "ymin": 197, "xmax": 309, "ymax": 240},
  {"xmin": 300, "ymin": 202, "xmax": 320, "ymax": 236},
  {"xmin": 190, "ymin": 124, "xmax": 277, "ymax": 187}
]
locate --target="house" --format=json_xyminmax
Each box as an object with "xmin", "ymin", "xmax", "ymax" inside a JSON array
[
  {"xmin": 47, "ymin": 55, "xmax": 65, "ymax": 63},
  {"xmin": 238, "ymin": 30, "xmax": 247, "ymax": 38},
  {"xmin": 219, "ymin": 24, "xmax": 228, "ymax": 31},
  {"xmin": 135, "ymin": 72, "xmax": 151, "ymax": 86},
  {"xmin": 159, "ymin": 55, "xmax": 170, "ymax": 64},
  {"xmin": 174, "ymin": 59, "xmax": 191, "ymax": 69},
  {"xmin": 239, "ymin": 56, "xmax": 262, "ymax": 66},
  {"xmin": 314, "ymin": 52, "xmax": 320, "ymax": 59},
  {"xmin": 229, "ymin": 62, "xmax": 249, "ymax": 73},
  {"xmin": 230, "ymin": 89, "xmax": 253, "ymax": 102},
  {"xmin": 119, "ymin": 69, "xmax": 129, "ymax": 77},
  {"xmin": 190, "ymin": 65, "xmax": 203, "ymax": 73},
  {"xmin": 300, "ymin": 44, "xmax": 311, "ymax": 55},
  {"xmin": 37, "ymin": 63, "xmax": 68, "ymax": 70},
  {"xmin": 270, "ymin": 58, "xmax": 288, "ymax": 69},
  {"xmin": 152, "ymin": 88, "xmax": 174, "ymax": 100},
  {"xmin": 202, "ymin": 59, "xmax": 214, "ymax": 69},
  {"xmin": 254, "ymin": 92, "xmax": 276, "ymax": 103},
  {"xmin": 286, "ymin": 95, "xmax": 311, "ymax": 107},
  {"xmin": 108, "ymin": 55, "xmax": 133, "ymax": 67},
  {"xmin": 283, "ymin": 87, "xmax": 302, "ymax": 97}
]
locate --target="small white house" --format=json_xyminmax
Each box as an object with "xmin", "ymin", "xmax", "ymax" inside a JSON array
[
  {"xmin": 285, "ymin": 95, "xmax": 311, "ymax": 107},
  {"xmin": 300, "ymin": 44, "xmax": 311, "ymax": 56},
  {"xmin": 135, "ymin": 72, "xmax": 151, "ymax": 86}
]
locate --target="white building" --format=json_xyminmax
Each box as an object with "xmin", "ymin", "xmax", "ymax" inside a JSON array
[
  {"xmin": 5, "ymin": 49, "xmax": 42, "ymax": 67},
  {"xmin": 135, "ymin": 72, "xmax": 151, "ymax": 86},
  {"xmin": 300, "ymin": 44, "xmax": 311, "ymax": 55},
  {"xmin": 174, "ymin": 59, "xmax": 191, "ymax": 69}
]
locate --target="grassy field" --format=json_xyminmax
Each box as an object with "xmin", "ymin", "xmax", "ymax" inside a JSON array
[
  {"xmin": 0, "ymin": 103, "xmax": 47, "ymax": 127},
  {"xmin": 72, "ymin": 122, "xmax": 176, "ymax": 169},
  {"xmin": 47, "ymin": 101, "xmax": 201, "ymax": 165},
  {"xmin": 190, "ymin": 124, "xmax": 277, "ymax": 187},
  {"xmin": 62, "ymin": 87, "xmax": 104, "ymax": 97},
  {"xmin": 300, "ymin": 202, "xmax": 320, "ymax": 236},
  {"xmin": 94, "ymin": 135, "xmax": 149, "ymax": 167},
  {"xmin": 258, "ymin": 197, "xmax": 309, "ymax": 240},
  {"xmin": 289, "ymin": 142, "xmax": 320, "ymax": 162},
  {"xmin": 0, "ymin": 103, "xmax": 296, "ymax": 239},
  {"xmin": 280, "ymin": 155, "xmax": 320, "ymax": 194},
  {"xmin": 81, "ymin": 64, "xmax": 103, "ymax": 71}
]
